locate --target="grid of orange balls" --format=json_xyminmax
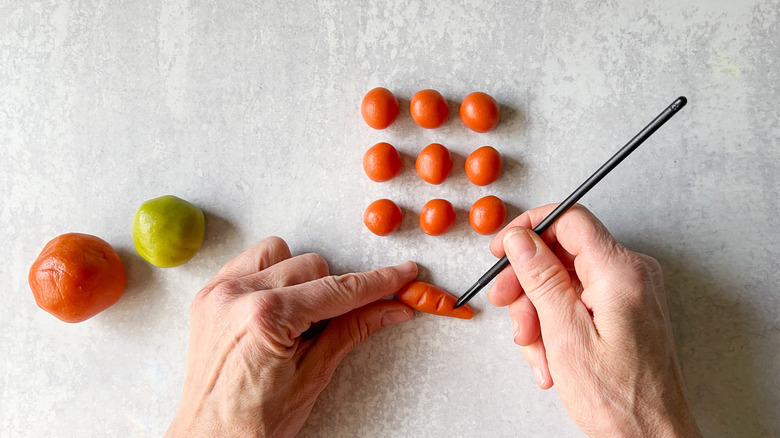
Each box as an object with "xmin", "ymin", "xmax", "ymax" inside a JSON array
[{"xmin": 361, "ymin": 87, "xmax": 507, "ymax": 237}]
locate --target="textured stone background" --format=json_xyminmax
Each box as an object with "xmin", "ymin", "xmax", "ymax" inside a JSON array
[{"xmin": 1, "ymin": 1, "xmax": 778, "ymax": 436}]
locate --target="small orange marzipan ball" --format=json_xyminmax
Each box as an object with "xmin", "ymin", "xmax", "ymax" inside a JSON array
[
  {"xmin": 364, "ymin": 199, "xmax": 403, "ymax": 236},
  {"xmin": 419, "ymin": 199, "xmax": 456, "ymax": 236},
  {"xmin": 363, "ymin": 142, "xmax": 403, "ymax": 182},
  {"xmin": 410, "ymin": 89, "xmax": 449, "ymax": 129},
  {"xmin": 361, "ymin": 87, "xmax": 400, "ymax": 129},
  {"xmin": 460, "ymin": 92, "xmax": 500, "ymax": 133},
  {"xmin": 469, "ymin": 195, "xmax": 507, "ymax": 235},
  {"xmin": 465, "ymin": 146, "xmax": 503, "ymax": 186},
  {"xmin": 415, "ymin": 143, "xmax": 452, "ymax": 185}
]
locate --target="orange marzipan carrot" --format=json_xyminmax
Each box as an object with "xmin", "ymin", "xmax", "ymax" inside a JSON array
[{"xmin": 396, "ymin": 281, "xmax": 474, "ymax": 320}]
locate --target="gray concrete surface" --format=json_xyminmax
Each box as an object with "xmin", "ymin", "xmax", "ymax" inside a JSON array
[{"xmin": 1, "ymin": 1, "xmax": 778, "ymax": 436}]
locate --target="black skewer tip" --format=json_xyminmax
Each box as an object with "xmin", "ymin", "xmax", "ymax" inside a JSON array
[{"xmin": 454, "ymin": 282, "xmax": 481, "ymax": 309}]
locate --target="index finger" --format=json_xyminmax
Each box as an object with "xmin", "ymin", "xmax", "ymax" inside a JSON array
[
  {"xmin": 273, "ymin": 261, "xmax": 418, "ymax": 336},
  {"xmin": 489, "ymin": 203, "xmax": 555, "ymax": 256},
  {"xmin": 490, "ymin": 204, "xmax": 620, "ymax": 284}
]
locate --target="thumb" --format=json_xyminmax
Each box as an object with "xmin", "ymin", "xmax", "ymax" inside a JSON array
[
  {"xmin": 503, "ymin": 228, "xmax": 591, "ymax": 336},
  {"xmin": 298, "ymin": 300, "xmax": 413, "ymax": 392}
]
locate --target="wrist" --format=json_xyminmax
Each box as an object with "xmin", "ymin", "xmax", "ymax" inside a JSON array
[
  {"xmin": 611, "ymin": 395, "xmax": 702, "ymax": 438},
  {"xmin": 650, "ymin": 405, "xmax": 702, "ymax": 438},
  {"xmin": 647, "ymin": 376, "xmax": 702, "ymax": 438},
  {"xmin": 166, "ymin": 400, "xmax": 283, "ymax": 438},
  {"xmin": 588, "ymin": 382, "xmax": 701, "ymax": 438}
]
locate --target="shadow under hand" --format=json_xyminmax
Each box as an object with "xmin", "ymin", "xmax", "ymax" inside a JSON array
[{"xmin": 646, "ymin": 246, "xmax": 777, "ymax": 437}]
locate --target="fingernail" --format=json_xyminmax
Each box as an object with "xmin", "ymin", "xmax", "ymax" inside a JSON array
[
  {"xmin": 533, "ymin": 366, "xmax": 545, "ymax": 387},
  {"xmin": 511, "ymin": 318, "xmax": 521, "ymax": 343},
  {"xmin": 381, "ymin": 309, "xmax": 413, "ymax": 326},
  {"xmin": 394, "ymin": 261, "xmax": 418, "ymax": 277},
  {"xmin": 504, "ymin": 229, "xmax": 537, "ymax": 265}
]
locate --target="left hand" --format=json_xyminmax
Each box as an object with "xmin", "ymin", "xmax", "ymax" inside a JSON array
[{"xmin": 165, "ymin": 236, "xmax": 417, "ymax": 437}]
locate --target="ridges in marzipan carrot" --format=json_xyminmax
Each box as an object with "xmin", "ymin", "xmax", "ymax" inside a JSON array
[{"xmin": 396, "ymin": 281, "xmax": 474, "ymax": 319}]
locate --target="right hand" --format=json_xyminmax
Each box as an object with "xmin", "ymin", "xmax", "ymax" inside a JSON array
[{"xmin": 488, "ymin": 204, "xmax": 701, "ymax": 438}]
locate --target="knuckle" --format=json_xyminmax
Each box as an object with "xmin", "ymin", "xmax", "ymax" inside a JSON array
[
  {"xmin": 190, "ymin": 289, "xmax": 211, "ymax": 315},
  {"xmin": 264, "ymin": 236, "xmax": 291, "ymax": 257},
  {"xmin": 570, "ymin": 203, "xmax": 595, "ymax": 219},
  {"xmin": 624, "ymin": 251, "xmax": 655, "ymax": 285},
  {"xmin": 251, "ymin": 291, "xmax": 285, "ymax": 321},
  {"xmin": 596, "ymin": 234, "xmax": 622, "ymax": 261},
  {"xmin": 258, "ymin": 269, "xmax": 285, "ymax": 289},
  {"xmin": 252, "ymin": 275, "xmax": 273, "ymax": 291},
  {"xmin": 637, "ymin": 253, "xmax": 663, "ymax": 284},
  {"xmin": 604, "ymin": 251, "xmax": 658, "ymax": 311},
  {"xmin": 525, "ymin": 263, "xmax": 571, "ymax": 300},
  {"xmin": 345, "ymin": 315, "xmax": 376, "ymax": 348},
  {"xmin": 190, "ymin": 277, "xmax": 248, "ymax": 317},
  {"xmin": 327, "ymin": 272, "xmax": 368, "ymax": 296},
  {"xmin": 211, "ymin": 279, "xmax": 247, "ymax": 297},
  {"xmin": 250, "ymin": 292, "xmax": 298, "ymax": 350},
  {"xmin": 626, "ymin": 252, "xmax": 653, "ymax": 282},
  {"xmin": 302, "ymin": 252, "xmax": 330, "ymax": 277},
  {"xmin": 253, "ymin": 236, "xmax": 292, "ymax": 271}
]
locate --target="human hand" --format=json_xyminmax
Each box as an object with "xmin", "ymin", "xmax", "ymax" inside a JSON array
[
  {"xmin": 165, "ymin": 237, "xmax": 417, "ymax": 437},
  {"xmin": 488, "ymin": 205, "xmax": 701, "ymax": 438}
]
